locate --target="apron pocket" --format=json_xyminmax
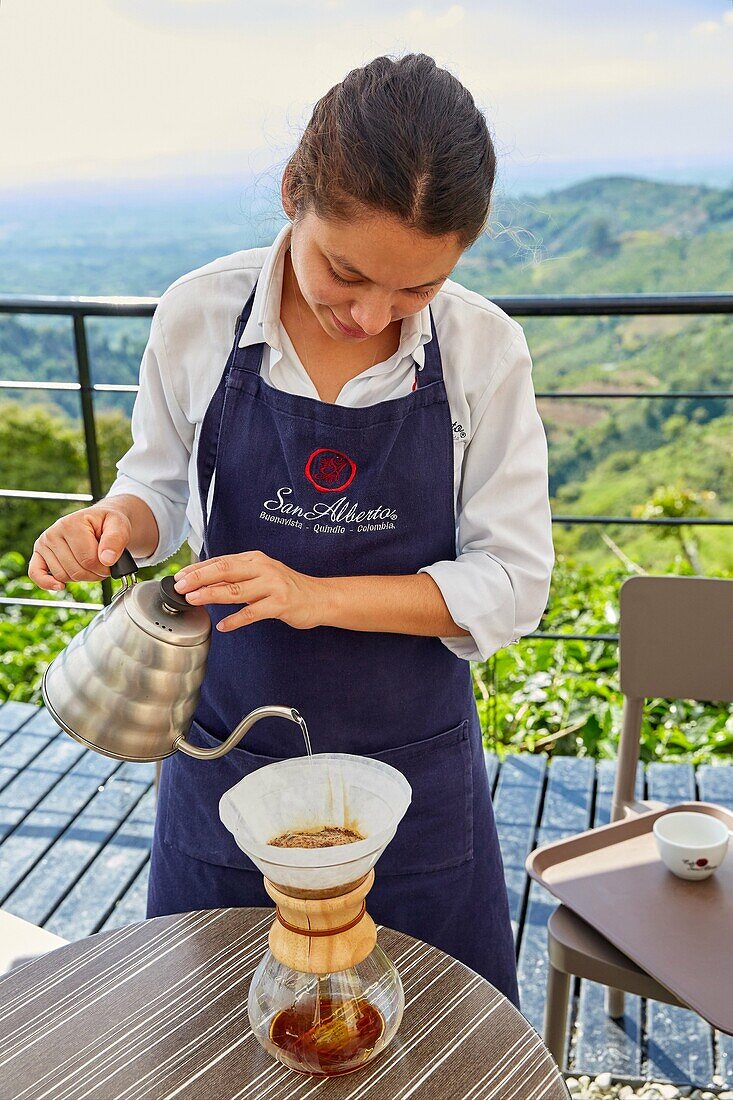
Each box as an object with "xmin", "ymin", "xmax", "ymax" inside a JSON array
[
  {"xmin": 161, "ymin": 717, "xmax": 474, "ymax": 877},
  {"xmin": 369, "ymin": 719, "xmax": 474, "ymax": 876},
  {"xmin": 160, "ymin": 718, "xmax": 284, "ymax": 871}
]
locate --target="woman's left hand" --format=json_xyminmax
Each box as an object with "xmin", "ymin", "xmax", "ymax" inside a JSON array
[{"xmin": 172, "ymin": 551, "xmax": 326, "ymax": 632}]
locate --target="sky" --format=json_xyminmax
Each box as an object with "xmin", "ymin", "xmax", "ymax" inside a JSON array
[{"xmin": 1, "ymin": 0, "xmax": 732, "ymax": 194}]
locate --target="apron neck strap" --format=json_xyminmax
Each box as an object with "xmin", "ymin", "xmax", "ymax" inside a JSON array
[
  {"xmin": 415, "ymin": 305, "xmax": 443, "ymax": 388},
  {"xmin": 230, "ymin": 278, "xmax": 261, "ymax": 373}
]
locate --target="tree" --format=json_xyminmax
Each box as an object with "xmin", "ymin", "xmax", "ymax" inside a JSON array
[
  {"xmin": 633, "ymin": 485, "xmax": 716, "ymax": 574},
  {"xmin": 0, "ymin": 402, "xmax": 86, "ymax": 560},
  {"xmin": 586, "ymin": 216, "xmax": 620, "ymax": 257},
  {"xmin": 0, "ymin": 401, "xmax": 134, "ymax": 561}
]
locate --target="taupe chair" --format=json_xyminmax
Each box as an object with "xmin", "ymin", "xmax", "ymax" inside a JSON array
[{"xmin": 540, "ymin": 574, "xmax": 733, "ymax": 1064}]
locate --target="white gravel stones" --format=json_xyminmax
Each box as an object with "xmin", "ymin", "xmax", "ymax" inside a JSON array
[{"xmin": 564, "ymin": 1075, "xmax": 731, "ymax": 1100}]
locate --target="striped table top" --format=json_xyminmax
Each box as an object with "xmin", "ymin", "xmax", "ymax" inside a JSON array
[{"xmin": 0, "ymin": 908, "xmax": 568, "ymax": 1100}]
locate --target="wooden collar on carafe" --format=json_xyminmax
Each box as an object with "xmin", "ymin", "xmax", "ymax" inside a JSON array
[{"xmin": 264, "ymin": 869, "xmax": 378, "ymax": 973}]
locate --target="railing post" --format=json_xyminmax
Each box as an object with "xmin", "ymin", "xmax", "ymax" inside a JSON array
[{"xmin": 72, "ymin": 313, "xmax": 112, "ymax": 606}]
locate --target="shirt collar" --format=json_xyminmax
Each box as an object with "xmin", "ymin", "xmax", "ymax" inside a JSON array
[{"xmin": 237, "ymin": 221, "xmax": 432, "ymax": 371}]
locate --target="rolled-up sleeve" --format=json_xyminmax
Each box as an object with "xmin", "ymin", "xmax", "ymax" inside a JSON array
[
  {"xmin": 106, "ymin": 310, "xmax": 194, "ymax": 568},
  {"xmin": 419, "ymin": 330, "xmax": 554, "ymax": 661}
]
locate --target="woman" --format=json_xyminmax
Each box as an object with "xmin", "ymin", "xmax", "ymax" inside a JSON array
[{"xmin": 30, "ymin": 54, "xmax": 553, "ymax": 1005}]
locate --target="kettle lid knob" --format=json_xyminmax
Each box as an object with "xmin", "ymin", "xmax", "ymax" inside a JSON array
[
  {"xmin": 121, "ymin": 574, "xmax": 211, "ymax": 647},
  {"xmin": 159, "ymin": 575, "xmax": 192, "ymax": 614}
]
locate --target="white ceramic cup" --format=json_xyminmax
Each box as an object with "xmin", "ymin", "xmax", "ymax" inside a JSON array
[{"xmin": 653, "ymin": 811, "xmax": 732, "ymax": 881}]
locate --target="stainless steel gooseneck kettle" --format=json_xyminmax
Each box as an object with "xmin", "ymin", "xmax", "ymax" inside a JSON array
[{"xmin": 42, "ymin": 550, "xmax": 303, "ymax": 762}]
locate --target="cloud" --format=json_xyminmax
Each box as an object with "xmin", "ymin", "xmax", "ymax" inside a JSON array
[
  {"xmin": 693, "ymin": 19, "xmax": 722, "ymax": 35},
  {"xmin": 692, "ymin": 9, "xmax": 733, "ymax": 35},
  {"xmin": 406, "ymin": 5, "xmax": 465, "ymax": 31},
  {"xmin": 1, "ymin": 0, "xmax": 731, "ymax": 187}
]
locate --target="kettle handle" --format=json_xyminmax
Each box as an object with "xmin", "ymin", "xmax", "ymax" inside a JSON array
[
  {"xmin": 110, "ymin": 549, "xmax": 138, "ymax": 579},
  {"xmin": 175, "ymin": 706, "xmax": 305, "ymax": 760}
]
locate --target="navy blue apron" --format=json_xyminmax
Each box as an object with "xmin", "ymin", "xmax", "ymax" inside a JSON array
[{"xmin": 148, "ymin": 280, "xmax": 519, "ymax": 1005}]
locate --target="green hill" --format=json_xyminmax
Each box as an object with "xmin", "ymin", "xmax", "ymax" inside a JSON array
[{"xmin": 478, "ymin": 174, "xmax": 733, "ymax": 277}]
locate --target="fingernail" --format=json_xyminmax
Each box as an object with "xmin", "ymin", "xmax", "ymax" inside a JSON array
[
  {"xmin": 100, "ymin": 550, "xmax": 116, "ymax": 565},
  {"xmin": 173, "ymin": 579, "xmax": 188, "ymax": 592}
]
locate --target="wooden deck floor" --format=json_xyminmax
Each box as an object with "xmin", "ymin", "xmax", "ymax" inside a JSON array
[{"xmin": 1, "ymin": 700, "xmax": 731, "ymax": 1089}]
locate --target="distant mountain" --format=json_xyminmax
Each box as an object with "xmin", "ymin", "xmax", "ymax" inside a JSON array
[
  {"xmin": 2, "ymin": 172, "xmax": 732, "ymax": 296},
  {"xmin": 469, "ymin": 175, "xmax": 733, "ymax": 283}
]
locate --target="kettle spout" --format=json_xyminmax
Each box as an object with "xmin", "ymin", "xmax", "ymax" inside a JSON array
[{"xmin": 175, "ymin": 706, "xmax": 304, "ymax": 760}]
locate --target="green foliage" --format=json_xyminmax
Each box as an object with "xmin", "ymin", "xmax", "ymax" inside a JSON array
[
  {"xmin": 0, "ymin": 551, "xmax": 96, "ymax": 702},
  {"xmin": 474, "ymin": 176, "xmax": 733, "ymax": 278},
  {"xmin": 553, "ymin": 416, "xmax": 733, "ymax": 572},
  {"xmin": 0, "ymin": 401, "xmax": 133, "ymax": 561},
  {"xmin": 0, "ymin": 403, "xmax": 86, "ymax": 560},
  {"xmin": 472, "ymin": 558, "xmax": 733, "ymax": 764},
  {"xmin": 633, "ymin": 484, "xmax": 716, "ymax": 572},
  {"xmin": 634, "ymin": 484, "xmax": 716, "ymax": 522}
]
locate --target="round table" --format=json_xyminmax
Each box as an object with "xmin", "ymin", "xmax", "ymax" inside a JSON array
[{"xmin": 0, "ymin": 908, "xmax": 568, "ymax": 1099}]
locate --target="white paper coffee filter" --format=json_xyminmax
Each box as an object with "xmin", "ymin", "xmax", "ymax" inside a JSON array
[{"xmin": 219, "ymin": 752, "xmax": 412, "ymax": 891}]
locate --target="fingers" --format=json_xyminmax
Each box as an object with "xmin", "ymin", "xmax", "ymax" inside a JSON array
[
  {"xmin": 174, "ymin": 551, "xmax": 268, "ymax": 592},
  {"xmin": 28, "ymin": 549, "xmax": 65, "ymax": 592},
  {"xmin": 217, "ymin": 597, "xmax": 279, "ymax": 632},
  {"xmin": 29, "ymin": 504, "xmax": 132, "ymax": 593},
  {"xmin": 62, "ymin": 526, "xmax": 112, "ymax": 580},
  {"xmin": 182, "ymin": 578, "xmax": 271, "ymax": 606},
  {"xmin": 42, "ymin": 534, "xmax": 107, "ymax": 583},
  {"xmin": 33, "ymin": 539, "xmax": 74, "ymax": 588},
  {"xmin": 172, "ymin": 555, "xmax": 317, "ymax": 632},
  {"xmin": 97, "ymin": 510, "xmax": 131, "ymax": 567}
]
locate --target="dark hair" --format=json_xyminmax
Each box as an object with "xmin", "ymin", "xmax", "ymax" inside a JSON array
[{"xmin": 284, "ymin": 53, "xmax": 496, "ymax": 250}]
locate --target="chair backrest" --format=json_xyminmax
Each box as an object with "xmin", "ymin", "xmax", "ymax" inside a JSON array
[
  {"xmin": 612, "ymin": 575, "xmax": 733, "ymax": 820},
  {"xmin": 620, "ymin": 575, "xmax": 733, "ymax": 703}
]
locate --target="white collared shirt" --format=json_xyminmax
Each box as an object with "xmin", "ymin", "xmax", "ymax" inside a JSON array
[{"xmin": 107, "ymin": 221, "xmax": 554, "ymax": 662}]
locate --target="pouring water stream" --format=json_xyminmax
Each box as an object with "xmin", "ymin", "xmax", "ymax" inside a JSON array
[{"xmin": 293, "ymin": 710, "xmax": 313, "ymax": 757}]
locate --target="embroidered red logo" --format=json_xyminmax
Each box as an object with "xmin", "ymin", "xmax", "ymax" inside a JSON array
[{"xmin": 305, "ymin": 448, "xmax": 357, "ymax": 493}]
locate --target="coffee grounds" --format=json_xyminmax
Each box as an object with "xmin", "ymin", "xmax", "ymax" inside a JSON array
[{"xmin": 269, "ymin": 825, "xmax": 364, "ymax": 849}]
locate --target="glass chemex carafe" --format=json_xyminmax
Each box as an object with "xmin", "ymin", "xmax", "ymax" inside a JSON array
[{"xmin": 219, "ymin": 752, "xmax": 412, "ymax": 1076}]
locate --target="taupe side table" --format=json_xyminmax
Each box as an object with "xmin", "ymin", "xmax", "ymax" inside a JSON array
[{"xmin": 0, "ymin": 908, "xmax": 568, "ymax": 1099}]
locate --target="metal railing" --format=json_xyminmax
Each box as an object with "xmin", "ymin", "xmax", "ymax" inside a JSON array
[{"xmin": 1, "ymin": 292, "xmax": 732, "ymax": 639}]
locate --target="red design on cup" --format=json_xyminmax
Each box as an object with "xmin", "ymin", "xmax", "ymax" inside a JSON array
[
  {"xmin": 696, "ymin": 858, "xmax": 709, "ymax": 867},
  {"xmin": 305, "ymin": 448, "xmax": 357, "ymax": 493}
]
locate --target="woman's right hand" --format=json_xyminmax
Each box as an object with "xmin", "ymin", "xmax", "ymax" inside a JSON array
[{"xmin": 29, "ymin": 503, "xmax": 133, "ymax": 591}]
